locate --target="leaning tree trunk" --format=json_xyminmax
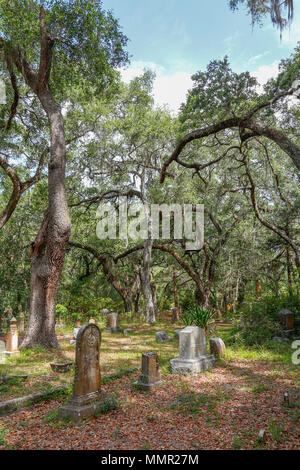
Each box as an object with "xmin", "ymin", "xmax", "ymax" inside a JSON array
[{"xmin": 21, "ymin": 92, "xmax": 70, "ymax": 348}]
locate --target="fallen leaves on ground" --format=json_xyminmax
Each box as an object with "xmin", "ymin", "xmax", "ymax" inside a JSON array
[{"xmin": 0, "ymin": 359, "xmax": 299, "ymax": 450}]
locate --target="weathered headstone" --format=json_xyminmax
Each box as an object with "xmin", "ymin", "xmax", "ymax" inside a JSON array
[
  {"xmin": 18, "ymin": 312, "xmax": 25, "ymax": 333},
  {"xmin": 59, "ymin": 323, "xmax": 102, "ymax": 421},
  {"xmin": 134, "ymin": 352, "xmax": 164, "ymax": 390},
  {"xmin": 278, "ymin": 309, "xmax": 295, "ymax": 330},
  {"xmin": 209, "ymin": 337, "xmax": 226, "ymax": 358},
  {"xmin": 106, "ymin": 312, "xmax": 120, "ymax": 333},
  {"xmin": 156, "ymin": 331, "xmax": 169, "ymax": 342},
  {"xmin": 174, "ymin": 329, "xmax": 181, "ymax": 339},
  {"xmin": 5, "ymin": 317, "xmax": 20, "ymax": 356},
  {"xmin": 171, "ymin": 307, "xmax": 180, "ymax": 323},
  {"xmin": 170, "ymin": 326, "xmax": 215, "ymax": 375}
]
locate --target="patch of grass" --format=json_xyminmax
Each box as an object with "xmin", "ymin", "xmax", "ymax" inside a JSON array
[
  {"xmin": 268, "ymin": 419, "xmax": 283, "ymax": 443},
  {"xmin": 232, "ymin": 436, "xmax": 246, "ymax": 450},
  {"xmin": 0, "ymin": 425, "xmax": 7, "ymax": 446},
  {"xmin": 169, "ymin": 391, "xmax": 219, "ymax": 416},
  {"xmin": 94, "ymin": 394, "xmax": 120, "ymax": 416},
  {"xmin": 252, "ymin": 384, "xmax": 270, "ymax": 394}
]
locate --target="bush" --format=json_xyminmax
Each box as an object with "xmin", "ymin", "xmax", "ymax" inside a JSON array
[
  {"xmin": 183, "ymin": 306, "xmax": 215, "ymax": 329},
  {"xmin": 230, "ymin": 302, "xmax": 287, "ymax": 346}
]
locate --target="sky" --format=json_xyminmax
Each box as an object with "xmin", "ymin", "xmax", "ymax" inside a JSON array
[{"xmin": 102, "ymin": 0, "xmax": 300, "ymax": 113}]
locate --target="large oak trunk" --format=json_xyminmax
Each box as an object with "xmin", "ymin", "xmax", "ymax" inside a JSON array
[{"xmin": 21, "ymin": 92, "xmax": 70, "ymax": 349}]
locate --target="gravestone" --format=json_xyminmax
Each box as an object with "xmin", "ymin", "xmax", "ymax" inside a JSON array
[
  {"xmin": 170, "ymin": 326, "xmax": 215, "ymax": 375},
  {"xmin": 171, "ymin": 307, "xmax": 180, "ymax": 322},
  {"xmin": 5, "ymin": 317, "xmax": 20, "ymax": 356},
  {"xmin": 278, "ymin": 309, "xmax": 295, "ymax": 330},
  {"xmin": 106, "ymin": 312, "xmax": 120, "ymax": 333},
  {"xmin": 59, "ymin": 323, "xmax": 102, "ymax": 421},
  {"xmin": 174, "ymin": 329, "xmax": 181, "ymax": 339},
  {"xmin": 209, "ymin": 337, "xmax": 226, "ymax": 358},
  {"xmin": 134, "ymin": 352, "xmax": 164, "ymax": 390},
  {"xmin": 18, "ymin": 312, "xmax": 25, "ymax": 333},
  {"xmin": 156, "ymin": 331, "xmax": 169, "ymax": 342}
]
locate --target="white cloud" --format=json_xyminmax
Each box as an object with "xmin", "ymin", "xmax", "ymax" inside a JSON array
[
  {"xmin": 120, "ymin": 61, "xmax": 193, "ymax": 114},
  {"xmin": 251, "ymin": 61, "xmax": 279, "ymax": 87}
]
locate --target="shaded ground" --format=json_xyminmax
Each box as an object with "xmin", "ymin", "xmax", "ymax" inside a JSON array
[{"xmin": 0, "ymin": 320, "xmax": 299, "ymax": 450}]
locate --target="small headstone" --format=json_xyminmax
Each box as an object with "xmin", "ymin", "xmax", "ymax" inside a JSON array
[
  {"xmin": 278, "ymin": 309, "xmax": 295, "ymax": 330},
  {"xmin": 59, "ymin": 323, "xmax": 102, "ymax": 421},
  {"xmin": 272, "ymin": 336, "xmax": 289, "ymax": 342},
  {"xmin": 134, "ymin": 352, "xmax": 164, "ymax": 390},
  {"xmin": 283, "ymin": 392, "xmax": 291, "ymax": 406},
  {"xmin": 170, "ymin": 326, "xmax": 215, "ymax": 375},
  {"xmin": 209, "ymin": 337, "xmax": 226, "ymax": 358},
  {"xmin": 18, "ymin": 312, "xmax": 25, "ymax": 333},
  {"xmin": 171, "ymin": 307, "xmax": 180, "ymax": 322},
  {"xmin": 123, "ymin": 328, "xmax": 134, "ymax": 336},
  {"xmin": 5, "ymin": 317, "xmax": 20, "ymax": 356},
  {"xmin": 156, "ymin": 331, "xmax": 169, "ymax": 343},
  {"xmin": 208, "ymin": 325, "xmax": 217, "ymax": 335},
  {"xmin": 106, "ymin": 312, "xmax": 120, "ymax": 333},
  {"xmin": 174, "ymin": 329, "xmax": 181, "ymax": 339},
  {"xmin": 258, "ymin": 430, "xmax": 266, "ymax": 443}
]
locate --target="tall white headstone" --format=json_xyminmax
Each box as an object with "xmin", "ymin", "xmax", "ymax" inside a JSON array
[{"xmin": 170, "ymin": 326, "xmax": 215, "ymax": 375}]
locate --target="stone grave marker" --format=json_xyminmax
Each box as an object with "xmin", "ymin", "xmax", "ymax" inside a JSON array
[
  {"xmin": 4, "ymin": 317, "xmax": 20, "ymax": 356},
  {"xmin": 170, "ymin": 326, "xmax": 215, "ymax": 375},
  {"xmin": 106, "ymin": 312, "xmax": 120, "ymax": 333},
  {"xmin": 59, "ymin": 323, "xmax": 102, "ymax": 421},
  {"xmin": 278, "ymin": 309, "xmax": 295, "ymax": 329},
  {"xmin": 209, "ymin": 337, "xmax": 226, "ymax": 358},
  {"xmin": 134, "ymin": 352, "xmax": 164, "ymax": 390},
  {"xmin": 156, "ymin": 331, "xmax": 169, "ymax": 342},
  {"xmin": 171, "ymin": 307, "xmax": 180, "ymax": 322}
]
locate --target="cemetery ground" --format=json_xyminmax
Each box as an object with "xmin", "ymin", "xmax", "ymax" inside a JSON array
[{"xmin": 0, "ymin": 316, "xmax": 299, "ymax": 451}]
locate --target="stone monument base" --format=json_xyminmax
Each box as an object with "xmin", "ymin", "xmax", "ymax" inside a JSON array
[
  {"xmin": 134, "ymin": 378, "xmax": 165, "ymax": 391},
  {"xmin": 58, "ymin": 391, "xmax": 103, "ymax": 422},
  {"xmin": 3, "ymin": 350, "xmax": 20, "ymax": 357},
  {"xmin": 106, "ymin": 327, "xmax": 121, "ymax": 333},
  {"xmin": 170, "ymin": 354, "xmax": 215, "ymax": 375}
]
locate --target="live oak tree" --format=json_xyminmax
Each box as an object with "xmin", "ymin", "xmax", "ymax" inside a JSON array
[{"xmin": 0, "ymin": 0, "xmax": 128, "ymax": 347}]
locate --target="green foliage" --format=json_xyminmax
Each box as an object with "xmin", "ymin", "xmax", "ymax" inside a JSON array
[
  {"xmin": 169, "ymin": 391, "xmax": 219, "ymax": 416},
  {"xmin": 0, "ymin": 425, "xmax": 7, "ymax": 446},
  {"xmin": 94, "ymin": 394, "xmax": 119, "ymax": 416},
  {"xmin": 183, "ymin": 306, "xmax": 215, "ymax": 329}
]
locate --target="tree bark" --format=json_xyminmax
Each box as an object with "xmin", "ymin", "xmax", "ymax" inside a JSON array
[{"xmin": 21, "ymin": 90, "xmax": 70, "ymax": 348}]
